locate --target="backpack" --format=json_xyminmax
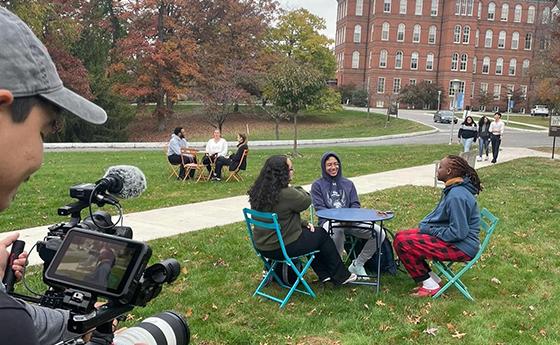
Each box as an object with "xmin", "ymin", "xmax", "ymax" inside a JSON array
[{"xmin": 346, "ymin": 227, "xmax": 399, "ymax": 275}]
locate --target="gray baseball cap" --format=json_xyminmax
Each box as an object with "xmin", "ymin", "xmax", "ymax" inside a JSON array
[{"xmin": 0, "ymin": 7, "xmax": 107, "ymax": 124}]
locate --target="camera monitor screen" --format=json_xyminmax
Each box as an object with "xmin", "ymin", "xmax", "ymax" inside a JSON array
[{"xmin": 44, "ymin": 229, "xmax": 151, "ymax": 299}]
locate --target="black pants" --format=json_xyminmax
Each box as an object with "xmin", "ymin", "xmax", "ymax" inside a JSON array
[
  {"xmin": 203, "ymin": 155, "xmax": 229, "ymax": 178},
  {"xmin": 168, "ymin": 154, "xmax": 195, "ymax": 179},
  {"xmin": 490, "ymin": 134, "xmax": 501, "ymax": 162},
  {"xmin": 259, "ymin": 228, "xmax": 351, "ymax": 285},
  {"xmin": 215, "ymin": 158, "xmax": 233, "ymax": 178}
]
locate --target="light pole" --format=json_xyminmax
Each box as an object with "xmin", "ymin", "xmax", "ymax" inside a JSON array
[
  {"xmin": 506, "ymin": 93, "xmax": 512, "ymax": 125},
  {"xmin": 437, "ymin": 90, "xmax": 441, "ymax": 112},
  {"xmin": 449, "ymin": 80, "xmax": 461, "ymax": 145}
]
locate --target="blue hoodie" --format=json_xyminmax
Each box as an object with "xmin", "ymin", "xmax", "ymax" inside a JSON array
[
  {"xmin": 311, "ymin": 152, "xmax": 360, "ymax": 226},
  {"xmin": 419, "ymin": 177, "xmax": 480, "ymax": 258}
]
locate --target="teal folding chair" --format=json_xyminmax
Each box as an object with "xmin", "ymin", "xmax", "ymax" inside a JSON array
[
  {"xmin": 243, "ymin": 208, "xmax": 319, "ymax": 308},
  {"xmin": 432, "ymin": 208, "xmax": 499, "ymax": 301}
]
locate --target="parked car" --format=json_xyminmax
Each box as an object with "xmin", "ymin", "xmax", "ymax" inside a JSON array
[
  {"xmin": 433, "ymin": 110, "xmax": 458, "ymax": 124},
  {"xmin": 530, "ymin": 105, "xmax": 549, "ymax": 116}
]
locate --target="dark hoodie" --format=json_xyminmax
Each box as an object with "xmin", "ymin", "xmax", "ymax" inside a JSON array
[
  {"xmin": 311, "ymin": 152, "xmax": 360, "ymax": 226},
  {"xmin": 419, "ymin": 177, "xmax": 480, "ymax": 258}
]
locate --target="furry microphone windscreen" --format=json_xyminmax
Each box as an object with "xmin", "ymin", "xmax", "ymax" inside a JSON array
[{"xmin": 103, "ymin": 165, "xmax": 147, "ymax": 199}]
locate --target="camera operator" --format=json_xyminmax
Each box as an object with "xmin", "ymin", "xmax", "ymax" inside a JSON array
[{"xmin": 0, "ymin": 7, "xmax": 107, "ymax": 345}]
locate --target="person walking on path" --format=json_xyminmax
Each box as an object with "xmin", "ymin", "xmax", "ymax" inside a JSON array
[
  {"xmin": 393, "ymin": 155, "xmax": 482, "ymax": 297},
  {"xmin": 489, "ymin": 112, "xmax": 505, "ymax": 163},
  {"xmin": 458, "ymin": 116, "xmax": 478, "ymax": 153},
  {"xmin": 311, "ymin": 152, "xmax": 385, "ymax": 278},
  {"xmin": 248, "ymin": 155, "xmax": 357, "ymax": 286},
  {"xmin": 477, "ymin": 116, "xmax": 491, "ymax": 161}
]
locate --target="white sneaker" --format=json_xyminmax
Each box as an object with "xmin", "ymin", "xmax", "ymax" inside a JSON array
[
  {"xmin": 348, "ymin": 261, "xmax": 369, "ymax": 279},
  {"xmin": 342, "ymin": 273, "xmax": 358, "ymax": 285},
  {"xmin": 484, "ymin": 156, "xmax": 489, "ymax": 161},
  {"xmin": 476, "ymin": 156, "xmax": 482, "ymax": 161}
]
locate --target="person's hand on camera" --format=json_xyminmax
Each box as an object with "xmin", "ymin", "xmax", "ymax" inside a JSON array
[
  {"xmin": 0, "ymin": 233, "xmax": 20, "ymax": 281},
  {"xmin": 12, "ymin": 251, "xmax": 29, "ymax": 281}
]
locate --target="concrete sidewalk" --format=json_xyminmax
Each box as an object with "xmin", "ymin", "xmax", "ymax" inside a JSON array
[{"xmin": 9, "ymin": 147, "xmax": 549, "ymax": 265}]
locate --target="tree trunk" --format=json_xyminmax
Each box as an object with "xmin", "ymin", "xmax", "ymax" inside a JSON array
[
  {"xmin": 274, "ymin": 118, "xmax": 280, "ymax": 140},
  {"xmin": 155, "ymin": 90, "xmax": 166, "ymax": 132}
]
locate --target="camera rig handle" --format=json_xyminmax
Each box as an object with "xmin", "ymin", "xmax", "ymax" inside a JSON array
[
  {"xmin": 2, "ymin": 239, "xmax": 25, "ymax": 293},
  {"xmin": 68, "ymin": 303, "xmax": 133, "ymax": 334}
]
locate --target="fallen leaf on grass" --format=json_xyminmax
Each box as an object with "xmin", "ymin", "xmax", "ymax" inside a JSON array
[
  {"xmin": 185, "ymin": 308, "xmax": 193, "ymax": 317},
  {"xmin": 378, "ymin": 324, "xmax": 392, "ymax": 332},
  {"xmin": 306, "ymin": 308, "xmax": 317, "ymax": 316},
  {"xmin": 451, "ymin": 331, "xmax": 466, "ymax": 339},
  {"xmin": 376, "ymin": 300, "xmax": 386, "ymax": 306},
  {"xmin": 539, "ymin": 329, "xmax": 547, "ymax": 337},
  {"xmin": 491, "ymin": 277, "xmax": 502, "ymax": 285},
  {"xmin": 212, "ymin": 304, "xmax": 218, "ymax": 310},
  {"xmin": 406, "ymin": 314, "xmax": 422, "ymax": 324},
  {"xmin": 446, "ymin": 323, "xmax": 455, "ymax": 331},
  {"xmin": 423, "ymin": 327, "xmax": 438, "ymax": 336}
]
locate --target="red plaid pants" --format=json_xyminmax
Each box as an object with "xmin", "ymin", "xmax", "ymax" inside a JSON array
[{"xmin": 393, "ymin": 228, "xmax": 471, "ymax": 282}]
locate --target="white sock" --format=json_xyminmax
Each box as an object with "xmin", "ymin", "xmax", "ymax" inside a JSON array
[
  {"xmin": 422, "ymin": 277, "xmax": 440, "ymax": 290},
  {"xmin": 429, "ymin": 271, "xmax": 442, "ymax": 284}
]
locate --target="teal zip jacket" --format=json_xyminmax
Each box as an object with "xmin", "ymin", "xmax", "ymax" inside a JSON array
[{"xmin": 419, "ymin": 177, "xmax": 480, "ymax": 258}]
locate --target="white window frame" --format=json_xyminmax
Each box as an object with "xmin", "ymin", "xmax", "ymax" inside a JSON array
[
  {"xmin": 525, "ymin": 33, "xmax": 532, "ymax": 50},
  {"xmin": 415, "ymin": 0, "xmax": 423, "ymax": 15},
  {"xmin": 473, "ymin": 56, "xmax": 477, "ymax": 73},
  {"xmin": 485, "ymin": 30, "xmax": 493, "ymax": 48},
  {"xmin": 413, "ymin": 24, "xmax": 421, "ymax": 43},
  {"xmin": 480, "ymin": 82, "xmax": 488, "ymax": 93},
  {"xmin": 377, "ymin": 77, "xmax": 385, "ymax": 93},
  {"xmin": 431, "ymin": 0, "xmax": 438, "ymax": 16},
  {"xmin": 356, "ymin": 0, "xmax": 364, "ymax": 16},
  {"xmin": 393, "ymin": 78, "xmax": 401, "ymax": 93},
  {"xmin": 522, "ymin": 59, "xmax": 530, "ymax": 77},
  {"xmin": 352, "ymin": 51, "xmax": 360, "ymax": 69},
  {"xmin": 501, "ymin": 3, "xmax": 509, "ymax": 21},
  {"xmin": 411, "ymin": 52, "xmax": 419, "ymax": 70},
  {"xmin": 493, "ymin": 84, "xmax": 501, "ymax": 100},
  {"xmin": 382, "ymin": 22, "xmax": 390, "ymax": 41},
  {"xmin": 379, "ymin": 49, "xmax": 388, "ymax": 68},
  {"xmin": 512, "ymin": 32, "xmax": 519, "ymax": 50},
  {"xmin": 498, "ymin": 31, "xmax": 506, "ymax": 49},
  {"xmin": 384, "ymin": 0, "xmax": 391, "ymax": 13},
  {"xmin": 354, "ymin": 25, "xmax": 362, "ymax": 43},
  {"xmin": 451, "ymin": 53, "xmax": 459, "ymax": 71},
  {"xmin": 395, "ymin": 51, "xmax": 403, "ymax": 69},
  {"xmin": 428, "ymin": 25, "xmax": 437, "ymax": 44},
  {"xmin": 410, "ymin": 79, "xmax": 417, "ymax": 86},
  {"xmin": 543, "ymin": 7, "xmax": 551, "ymax": 24},
  {"xmin": 528, "ymin": 6, "xmax": 535, "ymax": 24},
  {"xmin": 509, "ymin": 58, "xmax": 517, "ymax": 76},
  {"xmin": 482, "ymin": 57, "xmax": 490, "ymax": 74},
  {"xmin": 400, "ymin": 0, "xmax": 407, "ymax": 14},
  {"xmin": 488, "ymin": 2, "xmax": 495, "ymax": 20},
  {"xmin": 460, "ymin": 53, "xmax": 468, "ymax": 71},
  {"xmin": 397, "ymin": 23, "xmax": 405, "ymax": 42},
  {"xmin": 426, "ymin": 53, "xmax": 434, "ymax": 70},
  {"xmin": 454, "ymin": 25, "xmax": 462, "ymax": 43},
  {"xmin": 495, "ymin": 57, "xmax": 503, "ymax": 75},
  {"xmin": 514, "ymin": 5, "xmax": 522, "ymax": 23},
  {"xmin": 463, "ymin": 26, "xmax": 470, "ymax": 44}
]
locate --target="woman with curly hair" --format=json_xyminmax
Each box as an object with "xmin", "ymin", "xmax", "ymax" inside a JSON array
[
  {"xmin": 248, "ymin": 155, "xmax": 357, "ymax": 285},
  {"xmin": 393, "ymin": 155, "xmax": 482, "ymax": 297}
]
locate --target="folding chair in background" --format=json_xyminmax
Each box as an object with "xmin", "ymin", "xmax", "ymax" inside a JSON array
[
  {"xmin": 432, "ymin": 208, "xmax": 499, "ymax": 301},
  {"xmin": 164, "ymin": 145, "xmax": 180, "ymax": 179},
  {"xmin": 180, "ymin": 147, "xmax": 203, "ymax": 182},
  {"xmin": 226, "ymin": 149, "xmax": 248, "ymax": 182},
  {"xmin": 242, "ymin": 208, "xmax": 319, "ymax": 308}
]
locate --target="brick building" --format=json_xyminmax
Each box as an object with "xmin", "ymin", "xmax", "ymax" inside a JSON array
[{"xmin": 335, "ymin": 0, "xmax": 558, "ymax": 112}]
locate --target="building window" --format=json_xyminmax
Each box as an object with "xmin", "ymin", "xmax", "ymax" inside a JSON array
[
  {"xmin": 428, "ymin": 25, "xmax": 437, "ymax": 44},
  {"xmin": 509, "ymin": 58, "xmax": 517, "ymax": 76},
  {"xmin": 471, "ymin": 82, "xmax": 475, "ymax": 98},
  {"xmin": 488, "ymin": 2, "xmax": 495, "ymax": 20},
  {"xmin": 382, "ymin": 22, "xmax": 390, "ymax": 41},
  {"xmin": 395, "ymin": 51, "xmax": 403, "ymax": 69},
  {"xmin": 495, "ymin": 57, "xmax": 503, "ymax": 75},
  {"xmin": 514, "ymin": 5, "xmax": 522, "ymax": 22},
  {"xmin": 415, "ymin": 0, "xmax": 423, "ymax": 15},
  {"xmin": 397, "ymin": 23, "xmax": 405, "ymax": 42},
  {"xmin": 384, "ymin": 0, "xmax": 391, "ymax": 13},
  {"xmin": 354, "ymin": 25, "xmax": 362, "ymax": 43},
  {"xmin": 475, "ymin": 29, "xmax": 479, "ymax": 47},
  {"xmin": 463, "ymin": 26, "xmax": 470, "ymax": 44},
  {"xmin": 368, "ymin": 51, "xmax": 372, "ymax": 68},
  {"xmin": 520, "ymin": 85, "xmax": 527, "ymax": 99},
  {"xmin": 485, "ymin": 30, "xmax": 493, "ymax": 48},
  {"xmin": 454, "ymin": 25, "xmax": 462, "ymax": 43},
  {"xmin": 426, "ymin": 53, "xmax": 434, "ymax": 70},
  {"xmin": 460, "ymin": 53, "xmax": 468, "ymax": 71},
  {"xmin": 451, "ymin": 53, "xmax": 459, "ymax": 71},
  {"xmin": 501, "ymin": 3, "xmax": 509, "ymax": 21},
  {"xmin": 456, "ymin": 0, "xmax": 474, "ymax": 16},
  {"xmin": 455, "ymin": 0, "xmax": 461, "ymax": 15},
  {"xmin": 431, "ymin": 0, "xmax": 438, "ymax": 16},
  {"xmin": 473, "ymin": 56, "xmax": 477, "ymax": 73},
  {"xmin": 377, "ymin": 77, "xmax": 385, "ymax": 93},
  {"xmin": 467, "ymin": 0, "xmax": 474, "ymax": 15},
  {"xmin": 482, "ymin": 57, "xmax": 490, "ymax": 74},
  {"xmin": 512, "ymin": 32, "xmax": 519, "ymax": 50},
  {"xmin": 480, "ymin": 82, "xmax": 488, "ymax": 93},
  {"xmin": 448, "ymin": 80, "xmax": 465, "ymax": 96},
  {"xmin": 411, "ymin": 52, "xmax": 419, "ymax": 69},
  {"xmin": 493, "ymin": 84, "xmax": 501, "ymax": 100},
  {"xmin": 498, "ymin": 31, "xmax": 506, "ymax": 49},
  {"xmin": 356, "ymin": 0, "xmax": 363, "ymax": 16},
  {"xmin": 413, "ymin": 24, "xmax": 421, "ymax": 43},
  {"xmin": 528, "ymin": 6, "xmax": 535, "ymax": 24},
  {"xmin": 393, "ymin": 78, "xmax": 401, "ymax": 93},
  {"xmin": 400, "ymin": 0, "xmax": 407, "ymax": 14},
  {"xmin": 525, "ymin": 33, "xmax": 532, "ymax": 50},
  {"xmin": 379, "ymin": 49, "xmax": 387, "ymax": 68},
  {"xmin": 522, "ymin": 59, "xmax": 530, "ymax": 76},
  {"xmin": 478, "ymin": 2, "xmax": 482, "ymax": 18},
  {"xmin": 426, "ymin": 80, "xmax": 433, "ymax": 84},
  {"xmin": 543, "ymin": 7, "xmax": 551, "ymax": 24},
  {"xmin": 410, "ymin": 79, "xmax": 417, "ymax": 86},
  {"xmin": 352, "ymin": 51, "xmax": 360, "ymax": 69}
]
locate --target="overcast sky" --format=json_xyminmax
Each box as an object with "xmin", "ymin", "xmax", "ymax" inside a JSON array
[{"xmin": 278, "ymin": 0, "xmax": 336, "ymax": 39}]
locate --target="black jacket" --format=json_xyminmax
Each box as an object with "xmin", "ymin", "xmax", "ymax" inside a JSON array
[{"xmin": 229, "ymin": 143, "xmax": 248, "ymax": 171}]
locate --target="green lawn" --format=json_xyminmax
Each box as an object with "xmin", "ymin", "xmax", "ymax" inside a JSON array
[
  {"xmin": 18, "ymin": 157, "xmax": 560, "ymax": 344},
  {"xmin": 1, "ymin": 144, "xmax": 460, "ymax": 231},
  {"xmin": 129, "ymin": 107, "xmax": 430, "ymax": 142}
]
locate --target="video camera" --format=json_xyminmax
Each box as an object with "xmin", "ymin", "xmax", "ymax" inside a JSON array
[{"xmin": 3, "ymin": 166, "xmax": 190, "ymax": 344}]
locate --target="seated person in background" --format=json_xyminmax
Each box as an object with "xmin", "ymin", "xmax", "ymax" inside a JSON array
[
  {"xmin": 214, "ymin": 133, "xmax": 248, "ymax": 180},
  {"xmin": 203, "ymin": 128, "xmax": 228, "ymax": 181},
  {"xmin": 393, "ymin": 155, "xmax": 481, "ymax": 297},
  {"xmin": 167, "ymin": 127, "xmax": 195, "ymax": 180},
  {"xmin": 311, "ymin": 152, "xmax": 385, "ymax": 278},
  {"xmin": 248, "ymin": 155, "xmax": 357, "ymax": 285}
]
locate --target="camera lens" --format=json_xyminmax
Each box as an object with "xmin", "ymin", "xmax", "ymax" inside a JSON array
[
  {"xmin": 146, "ymin": 259, "xmax": 181, "ymax": 284},
  {"xmin": 114, "ymin": 311, "xmax": 189, "ymax": 345}
]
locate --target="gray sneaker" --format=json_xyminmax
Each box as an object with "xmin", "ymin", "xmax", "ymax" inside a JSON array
[{"xmin": 342, "ymin": 273, "xmax": 358, "ymax": 285}]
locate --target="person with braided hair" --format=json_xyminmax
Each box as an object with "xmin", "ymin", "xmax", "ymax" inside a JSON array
[{"xmin": 393, "ymin": 155, "xmax": 482, "ymax": 297}]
